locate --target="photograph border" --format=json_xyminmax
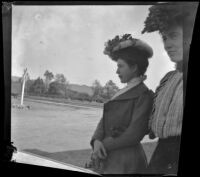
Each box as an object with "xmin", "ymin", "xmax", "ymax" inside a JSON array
[{"xmin": 1, "ymin": 1, "xmax": 199, "ymax": 176}]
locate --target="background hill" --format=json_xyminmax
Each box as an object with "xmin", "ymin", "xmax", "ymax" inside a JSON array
[
  {"xmin": 12, "ymin": 76, "xmax": 93, "ymax": 96},
  {"xmin": 68, "ymin": 84, "xmax": 93, "ymax": 96},
  {"xmin": 12, "ymin": 76, "xmax": 21, "ymax": 82}
]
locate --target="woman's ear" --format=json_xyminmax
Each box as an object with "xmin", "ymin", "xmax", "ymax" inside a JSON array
[{"xmin": 130, "ymin": 64, "xmax": 138, "ymax": 74}]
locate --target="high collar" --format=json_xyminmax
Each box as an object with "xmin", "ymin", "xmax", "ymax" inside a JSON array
[
  {"xmin": 110, "ymin": 76, "xmax": 142, "ymax": 101},
  {"xmin": 106, "ymin": 82, "xmax": 148, "ymax": 103},
  {"xmin": 110, "ymin": 75, "xmax": 147, "ymax": 101},
  {"xmin": 127, "ymin": 75, "xmax": 147, "ymax": 86},
  {"xmin": 127, "ymin": 77, "xmax": 142, "ymax": 87}
]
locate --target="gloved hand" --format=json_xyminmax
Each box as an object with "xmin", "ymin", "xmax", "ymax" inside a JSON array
[
  {"xmin": 85, "ymin": 152, "xmax": 104, "ymax": 173},
  {"xmin": 93, "ymin": 140, "xmax": 107, "ymax": 159}
]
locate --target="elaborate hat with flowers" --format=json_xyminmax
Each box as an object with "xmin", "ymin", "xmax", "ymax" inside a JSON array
[
  {"xmin": 142, "ymin": 3, "xmax": 197, "ymax": 34},
  {"xmin": 104, "ymin": 34, "xmax": 153, "ymax": 60}
]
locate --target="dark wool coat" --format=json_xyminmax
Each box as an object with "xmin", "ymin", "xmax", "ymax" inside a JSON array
[{"xmin": 90, "ymin": 83, "xmax": 154, "ymax": 174}]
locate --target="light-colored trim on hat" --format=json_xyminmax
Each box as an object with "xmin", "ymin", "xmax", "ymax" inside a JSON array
[
  {"xmin": 112, "ymin": 39, "xmax": 153, "ymax": 58},
  {"xmin": 113, "ymin": 39, "xmax": 136, "ymax": 52}
]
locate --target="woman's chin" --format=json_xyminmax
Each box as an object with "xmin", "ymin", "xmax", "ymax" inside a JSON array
[
  {"xmin": 120, "ymin": 80, "xmax": 126, "ymax": 84},
  {"xmin": 170, "ymin": 57, "xmax": 183, "ymax": 63},
  {"xmin": 119, "ymin": 77, "xmax": 128, "ymax": 83}
]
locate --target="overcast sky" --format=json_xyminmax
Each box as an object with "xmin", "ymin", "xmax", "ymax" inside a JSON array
[{"xmin": 12, "ymin": 5, "xmax": 174, "ymax": 91}]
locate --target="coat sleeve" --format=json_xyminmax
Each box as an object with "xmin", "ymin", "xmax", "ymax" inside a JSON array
[
  {"xmin": 102, "ymin": 91, "xmax": 154, "ymax": 152},
  {"xmin": 90, "ymin": 116, "xmax": 104, "ymax": 149}
]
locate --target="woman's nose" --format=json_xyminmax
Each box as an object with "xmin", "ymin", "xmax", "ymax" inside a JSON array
[
  {"xmin": 116, "ymin": 68, "xmax": 120, "ymax": 74},
  {"xmin": 164, "ymin": 38, "xmax": 173, "ymax": 51}
]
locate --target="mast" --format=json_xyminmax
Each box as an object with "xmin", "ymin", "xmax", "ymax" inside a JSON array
[{"xmin": 20, "ymin": 68, "xmax": 28, "ymax": 106}]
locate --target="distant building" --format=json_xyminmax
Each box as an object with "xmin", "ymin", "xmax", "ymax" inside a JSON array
[
  {"xmin": 11, "ymin": 76, "xmax": 22, "ymax": 95},
  {"xmin": 12, "ymin": 76, "xmax": 94, "ymax": 96},
  {"xmin": 68, "ymin": 84, "xmax": 94, "ymax": 96}
]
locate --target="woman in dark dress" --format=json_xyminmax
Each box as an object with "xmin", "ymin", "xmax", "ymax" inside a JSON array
[
  {"xmin": 87, "ymin": 34, "xmax": 154, "ymax": 174},
  {"xmin": 142, "ymin": 3, "xmax": 198, "ymax": 175}
]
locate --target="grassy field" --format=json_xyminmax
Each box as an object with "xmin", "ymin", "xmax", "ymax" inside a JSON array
[
  {"xmin": 24, "ymin": 95, "xmax": 104, "ymax": 108},
  {"xmin": 11, "ymin": 98, "xmax": 157, "ymax": 168}
]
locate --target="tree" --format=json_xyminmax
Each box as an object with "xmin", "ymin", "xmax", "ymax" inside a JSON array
[
  {"xmin": 91, "ymin": 80, "xmax": 104, "ymax": 101},
  {"xmin": 53, "ymin": 73, "xmax": 69, "ymax": 98},
  {"xmin": 44, "ymin": 70, "xmax": 54, "ymax": 93},
  {"xmin": 76, "ymin": 92, "xmax": 92, "ymax": 102},
  {"xmin": 25, "ymin": 79, "xmax": 34, "ymax": 95},
  {"xmin": 48, "ymin": 73, "xmax": 69, "ymax": 97},
  {"xmin": 102, "ymin": 80, "xmax": 119, "ymax": 99},
  {"xmin": 48, "ymin": 81, "xmax": 66, "ymax": 96},
  {"xmin": 55, "ymin": 73, "xmax": 67, "ymax": 84},
  {"xmin": 29, "ymin": 77, "xmax": 45, "ymax": 95}
]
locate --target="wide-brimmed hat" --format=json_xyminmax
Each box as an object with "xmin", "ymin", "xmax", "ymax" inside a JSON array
[
  {"xmin": 104, "ymin": 34, "xmax": 153, "ymax": 60},
  {"xmin": 142, "ymin": 3, "xmax": 198, "ymax": 34}
]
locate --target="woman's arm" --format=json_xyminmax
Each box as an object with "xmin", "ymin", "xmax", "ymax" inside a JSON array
[
  {"xmin": 89, "ymin": 117, "xmax": 107, "ymax": 168},
  {"xmin": 102, "ymin": 91, "xmax": 154, "ymax": 152},
  {"xmin": 90, "ymin": 117, "xmax": 104, "ymax": 149},
  {"xmin": 147, "ymin": 71, "xmax": 176, "ymax": 139}
]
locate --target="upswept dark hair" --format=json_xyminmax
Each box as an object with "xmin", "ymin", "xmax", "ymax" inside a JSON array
[{"xmin": 113, "ymin": 47, "xmax": 149, "ymax": 76}]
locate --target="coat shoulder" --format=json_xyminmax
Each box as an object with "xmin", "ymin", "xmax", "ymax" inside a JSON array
[
  {"xmin": 137, "ymin": 84, "xmax": 154, "ymax": 107},
  {"xmin": 142, "ymin": 84, "xmax": 154, "ymax": 98},
  {"xmin": 160, "ymin": 70, "xmax": 177, "ymax": 85}
]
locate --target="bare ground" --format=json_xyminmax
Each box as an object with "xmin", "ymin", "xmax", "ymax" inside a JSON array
[{"xmin": 11, "ymin": 98, "xmax": 157, "ymax": 168}]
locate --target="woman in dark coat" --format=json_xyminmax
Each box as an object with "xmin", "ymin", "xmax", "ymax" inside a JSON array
[
  {"xmin": 141, "ymin": 3, "xmax": 198, "ymax": 175},
  {"xmin": 87, "ymin": 34, "xmax": 154, "ymax": 174}
]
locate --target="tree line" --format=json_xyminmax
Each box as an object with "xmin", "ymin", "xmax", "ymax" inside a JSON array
[{"xmin": 20, "ymin": 70, "xmax": 120, "ymax": 103}]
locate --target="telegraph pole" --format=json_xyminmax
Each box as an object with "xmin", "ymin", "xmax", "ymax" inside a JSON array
[{"xmin": 20, "ymin": 68, "xmax": 28, "ymax": 106}]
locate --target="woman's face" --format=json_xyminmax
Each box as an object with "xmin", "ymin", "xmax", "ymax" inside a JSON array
[
  {"xmin": 116, "ymin": 58, "xmax": 137, "ymax": 83},
  {"xmin": 161, "ymin": 25, "xmax": 183, "ymax": 63}
]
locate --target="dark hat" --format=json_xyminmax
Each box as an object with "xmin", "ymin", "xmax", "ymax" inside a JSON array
[
  {"xmin": 104, "ymin": 34, "xmax": 153, "ymax": 59},
  {"xmin": 142, "ymin": 3, "xmax": 198, "ymax": 34}
]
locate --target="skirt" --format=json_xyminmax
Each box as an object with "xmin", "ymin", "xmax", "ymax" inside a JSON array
[
  {"xmin": 147, "ymin": 136, "xmax": 181, "ymax": 175},
  {"xmin": 101, "ymin": 143, "xmax": 148, "ymax": 174}
]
